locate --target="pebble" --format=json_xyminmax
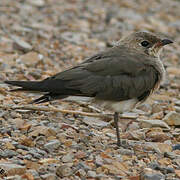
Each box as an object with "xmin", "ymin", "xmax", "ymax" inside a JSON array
[
  {"xmin": 28, "ymin": 150, "xmax": 42, "ymax": 159},
  {"xmin": 163, "ymin": 111, "xmax": 180, "ymax": 126},
  {"xmin": 76, "ymin": 169, "xmax": 86, "ymax": 177},
  {"xmin": 164, "ymin": 152, "xmax": 180, "ymax": 159},
  {"xmin": 140, "ymin": 168, "xmax": 165, "ymax": 180},
  {"xmin": 87, "ymin": 170, "xmax": 97, "ymax": 178},
  {"xmin": 23, "ymin": 154, "xmax": 33, "ymax": 160},
  {"xmin": 172, "ymin": 144, "xmax": 180, "ymax": 151},
  {"xmin": 0, "ymin": 150, "xmax": 18, "ymax": 158},
  {"xmin": 152, "ymin": 103, "xmax": 163, "ymax": 113},
  {"xmin": 139, "ymin": 119, "xmax": 170, "ymax": 129},
  {"xmin": 56, "ymin": 165, "xmax": 72, "ymax": 177},
  {"xmin": 28, "ymin": 0, "xmax": 45, "ymax": 7},
  {"xmin": 40, "ymin": 173, "xmax": 56, "ymax": 180},
  {"xmin": 44, "ymin": 139, "xmax": 60, "ymax": 152},
  {"xmin": 26, "ymin": 169, "xmax": 40, "ymax": 178},
  {"xmin": 175, "ymin": 100, "xmax": 180, "ymax": 106},
  {"xmin": 174, "ymin": 106, "xmax": 180, "ymax": 113},
  {"xmin": 82, "ymin": 116, "xmax": 109, "ymax": 127},
  {"xmin": 11, "ymin": 35, "xmax": 32, "ymax": 52},
  {"xmin": 15, "ymin": 144, "xmax": 29, "ymax": 151},
  {"xmin": 0, "ymin": 163, "xmax": 26, "ymax": 176},
  {"xmin": 62, "ymin": 153, "xmax": 74, "ymax": 163},
  {"xmin": 146, "ymin": 129, "xmax": 170, "ymax": 142},
  {"xmin": 3, "ymin": 175, "xmax": 22, "ymax": 180}
]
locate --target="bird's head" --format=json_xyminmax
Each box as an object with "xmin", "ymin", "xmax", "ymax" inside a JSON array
[{"xmin": 119, "ymin": 31, "xmax": 173, "ymax": 58}]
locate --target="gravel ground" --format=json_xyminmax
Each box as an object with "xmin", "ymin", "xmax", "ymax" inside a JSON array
[{"xmin": 0, "ymin": 0, "xmax": 180, "ymax": 179}]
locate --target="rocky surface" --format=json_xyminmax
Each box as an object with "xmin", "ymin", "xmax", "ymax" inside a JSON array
[{"xmin": 0, "ymin": 0, "xmax": 179, "ymax": 179}]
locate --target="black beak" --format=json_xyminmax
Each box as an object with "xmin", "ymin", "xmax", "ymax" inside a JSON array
[{"xmin": 161, "ymin": 39, "xmax": 173, "ymax": 46}]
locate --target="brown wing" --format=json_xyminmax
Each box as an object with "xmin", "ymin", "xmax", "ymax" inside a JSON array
[{"xmin": 50, "ymin": 46, "xmax": 160, "ymax": 101}]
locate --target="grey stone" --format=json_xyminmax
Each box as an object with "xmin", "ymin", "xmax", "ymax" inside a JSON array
[
  {"xmin": 0, "ymin": 150, "xmax": 18, "ymax": 158},
  {"xmin": 41, "ymin": 173, "xmax": 57, "ymax": 180},
  {"xmin": 44, "ymin": 139, "xmax": 60, "ymax": 152},
  {"xmin": 62, "ymin": 153, "xmax": 74, "ymax": 163},
  {"xmin": 172, "ymin": 144, "xmax": 180, "ymax": 150},
  {"xmin": 56, "ymin": 165, "xmax": 72, "ymax": 177},
  {"xmin": 163, "ymin": 111, "xmax": 180, "ymax": 126},
  {"xmin": 83, "ymin": 116, "xmax": 109, "ymax": 127},
  {"xmin": 87, "ymin": 170, "xmax": 97, "ymax": 178},
  {"xmin": 12, "ymin": 35, "xmax": 32, "ymax": 52},
  {"xmin": 140, "ymin": 119, "xmax": 170, "ymax": 129},
  {"xmin": 141, "ymin": 168, "xmax": 165, "ymax": 180},
  {"xmin": 28, "ymin": 150, "xmax": 42, "ymax": 159}
]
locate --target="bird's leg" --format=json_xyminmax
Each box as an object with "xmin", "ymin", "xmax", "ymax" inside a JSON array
[{"xmin": 114, "ymin": 112, "xmax": 121, "ymax": 146}]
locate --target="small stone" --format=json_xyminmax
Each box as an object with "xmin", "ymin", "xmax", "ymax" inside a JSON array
[
  {"xmin": 29, "ymin": 126, "xmax": 56, "ymax": 137},
  {"xmin": 163, "ymin": 111, "xmax": 180, "ymax": 126},
  {"xmin": 41, "ymin": 173, "xmax": 56, "ymax": 180},
  {"xmin": 0, "ymin": 163, "xmax": 26, "ymax": 176},
  {"xmin": 44, "ymin": 139, "xmax": 60, "ymax": 152},
  {"xmin": 82, "ymin": 117, "xmax": 109, "ymax": 127},
  {"xmin": 139, "ymin": 119, "xmax": 170, "ymax": 129},
  {"xmin": 87, "ymin": 170, "xmax": 97, "ymax": 178},
  {"xmin": 137, "ymin": 104, "xmax": 152, "ymax": 113},
  {"xmin": 121, "ymin": 112, "xmax": 138, "ymax": 119},
  {"xmin": 75, "ymin": 169, "xmax": 86, "ymax": 177},
  {"xmin": 173, "ymin": 144, "xmax": 180, "ymax": 150},
  {"xmin": 5, "ymin": 142, "xmax": 16, "ymax": 150},
  {"xmin": 152, "ymin": 103, "xmax": 163, "ymax": 113},
  {"xmin": 140, "ymin": 168, "xmax": 165, "ymax": 180},
  {"xmin": 29, "ymin": 152, "xmax": 42, "ymax": 159},
  {"xmin": 95, "ymin": 155, "xmax": 104, "ymax": 166},
  {"xmin": 154, "ymin": 143, "xmax": 172, "ymax": 153},
  {"xmin": 56, "ymin": 165, "xmax": 72, "ymax": 177},
  {"xmin": 151, "ymin": 111, "xmax": 164, "ymax": 119},
  {"xmin": 175, "ymin": 169, "xmax": 180, "ymax": 178},
  {"xmin": 163, "ymin": 167, "xmax": 175, "ymax": 174},
  {"xmin": 18, "ymin": 52, "xmax": 41, "ymax": 66},
  {"xmin": 146, "ymin": 129, "xmax": 170, "ymax": 142},
  {"xmin": 174, "ymin": 106, "xmax": 180, "ymax": 113},
  {"xmin": 0, "ymin": 150, "xmax": 18, "ymax": 158},
  {"xmin": 24, "ymin": 160, "xmax": 40, "ymax": 170},
  {"xmin": 106, "ymin": 132, "xmax": 116, "ymax": 138},
  {"xmin": 12, "ymin": 35, "xmax": 32, "ymax": 52},
  {"xmin": 19, "ymin": 136, "xmax": 34, "ymax": 147},
  {"xmin": 23, "ymin": 154, "xmax": 33, "ymax": 160},
  {"xmin": 75, "ymin": 151, "xmax": 86, "ymax": 159},
  {"xmin": 26, "ymin": 169, "xmax": 40, "ymax": 179},
  {"xmin": 2, "ymin": 175, "xmax": 22, "ymax": 180},
  {"xmin": 158, "ymin": 158, "xmax": 171, "ymax": 166},
  {"xmin": 127, "ymin": 122, "xmax": 140, "ymax": 131},
  {"xmin": 164, "ymin": 152, "xmax": 180, "ymax": 159},
  {"xmin": 62, "ymin": 153, "xmax": 74, "ymax": 163},
  {"xmin": 28, "ymin": 0, "xmax": 45, "ymax": 7},
  {"xmin": 148, "ymin": 162, "xmax": 161, "ymax": 170},
  {"xmin": 175, "ymin": 100, "xmax": 180, "ymax": 106},
  {"xmin": 39, "ymin": 158, "xmax": 59, "ymax": 164}
]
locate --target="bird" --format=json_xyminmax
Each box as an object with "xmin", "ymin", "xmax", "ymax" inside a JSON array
[{"xmin": 5, "ymin": 31, "xmax": 173, "ymax": 146}]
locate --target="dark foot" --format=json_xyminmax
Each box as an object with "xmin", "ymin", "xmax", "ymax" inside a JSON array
[
  {"xmin": 114, "ymin": 112, "xmax": 121, "ymax": 146},
  {"xmin": 117, "ymin": 140, "xmax": 121, "ymax": 147}
]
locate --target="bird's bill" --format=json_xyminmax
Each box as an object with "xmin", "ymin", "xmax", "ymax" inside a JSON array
[
  {"xmin": 161, "ymin": 39, "xmax": 173, "ymax": 46},
  {"xmin": 154, "ymin": 39, "xmax": 173, "ymax": 49}
]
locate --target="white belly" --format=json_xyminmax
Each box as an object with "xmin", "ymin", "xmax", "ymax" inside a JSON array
[{"xmin": 94, "ymin": 98, "xmax": 138, "ymax": 113}]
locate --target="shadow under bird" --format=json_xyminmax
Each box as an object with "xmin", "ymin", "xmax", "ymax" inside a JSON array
[{"xmin": 5, "ymin": 31, "xmax": 173, "ymax": 146}]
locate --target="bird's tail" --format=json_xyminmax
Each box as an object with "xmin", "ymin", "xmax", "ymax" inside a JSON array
[
  {"xmin": 5, "ymin": 80, "xmax": 46, "ymax": 92},
  {"xmin": 4, "ymin": 80, "xmax": 81, "ymax": 104}
]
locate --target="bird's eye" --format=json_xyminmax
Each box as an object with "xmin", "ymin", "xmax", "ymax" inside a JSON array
[{"xmin": 141, "ymin": 41, "xmax": 150, "ymax": 47}]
